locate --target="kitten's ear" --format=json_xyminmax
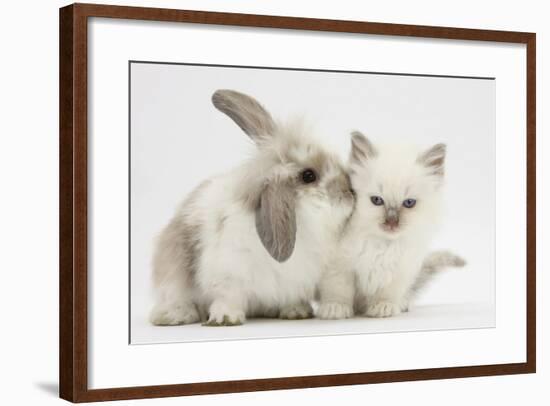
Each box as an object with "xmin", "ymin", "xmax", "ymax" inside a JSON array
[
  {"xmin": 350, "ymin": 131, "xmax": 377, "ymax": 165},
  {"xmin": 212, "ymin": 89, "xmax": 276, "ymax": 142},
  {"xmin": 417, "ymin": 143, "xmax": 446, "ymax": 177}
]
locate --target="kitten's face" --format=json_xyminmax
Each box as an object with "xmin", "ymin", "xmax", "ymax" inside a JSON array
[{"xmin": 349, "ymin": 132, "xmax": 445, "ymax": 240}]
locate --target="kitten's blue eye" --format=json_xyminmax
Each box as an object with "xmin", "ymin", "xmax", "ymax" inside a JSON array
[
  {"xmin": 370, "ymin": 196, "xmax": 384, "ymax": 206},
  {"xmin": 403, "ymin": 198, "xmax": 416, "ymax": 208}
]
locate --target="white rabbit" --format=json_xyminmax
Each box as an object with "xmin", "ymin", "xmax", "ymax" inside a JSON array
[{"xmin": 150, "ymin": 89, "xmax": 355, "ymax": 326}]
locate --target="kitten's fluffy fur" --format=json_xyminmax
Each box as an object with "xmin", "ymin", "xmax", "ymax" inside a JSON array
[{"xmin": 319, "ymin": 132, "xmax": 454, "ymax": 318}]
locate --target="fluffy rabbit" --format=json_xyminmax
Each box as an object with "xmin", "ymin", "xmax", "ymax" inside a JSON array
[{"xmin": 150, "ymin": 89, "xmax": 355, "ymax": 326}]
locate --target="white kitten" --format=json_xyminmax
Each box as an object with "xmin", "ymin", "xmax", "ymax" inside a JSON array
[{"xmin": 318, "ymin": 131, "xmax": 454, "ymax": 319}]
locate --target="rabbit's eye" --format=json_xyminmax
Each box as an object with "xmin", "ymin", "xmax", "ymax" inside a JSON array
[
  {"xmin": 301, "ymin": 169, "xmax": 317, "ymax": 184},
  {"xmin": 370, "ymin": 196, "xmax": 384, "ymax": 206},
  {"xmin": 403, "ymin": 198, "xmax": 416, "ymax": 208}
]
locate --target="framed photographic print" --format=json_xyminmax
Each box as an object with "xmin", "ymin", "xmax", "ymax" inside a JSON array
[{"xmin": 59, "ymin": 3, "xmax": 536, "ymax": 402}]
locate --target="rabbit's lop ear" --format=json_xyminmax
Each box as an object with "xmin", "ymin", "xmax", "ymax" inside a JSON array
[
  {"xmin": 212, "ymin": 89, "xmax": 276, "ymax": 141},
  {"xmin": 255, "ymin": 178, "xmax": 297, "ymax": 262}
]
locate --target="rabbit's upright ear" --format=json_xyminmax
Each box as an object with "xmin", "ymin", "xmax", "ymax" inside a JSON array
[
  {"xmin": 212, "ymin": 89, "xmax": 276, "ymax": 142},
  {"xmin": 255, "ymin": 177, "xmax": 297, "ymax": 262}
]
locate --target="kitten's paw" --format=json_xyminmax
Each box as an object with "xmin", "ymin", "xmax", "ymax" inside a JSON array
[
  {"xmin": 279, "ymin": 302, "xmax": 314, "ymax": 320},
  {"xmin": 203, "ymin": 302, "xmax": 245, "ymax": 326},
  {"xmin": 149, "ymin": 303, "xmax": 200, "ymax": 326},
  {"xmin": 365, "ymin": 301, "xmax": 402, "ymax": 318},
  {"xmin": 317, "ymin": 302, "xmax": 353, "ymax": 319}
]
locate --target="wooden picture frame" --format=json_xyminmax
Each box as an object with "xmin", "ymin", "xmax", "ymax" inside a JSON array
[{"xmin": 59, "ymin": 3, "xmax": 536, "ymax": 402}]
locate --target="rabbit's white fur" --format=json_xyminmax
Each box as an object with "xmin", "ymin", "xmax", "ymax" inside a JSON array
[{"xmin": 150, "ymin": 90, "xmax": 354, "ymax": 326}]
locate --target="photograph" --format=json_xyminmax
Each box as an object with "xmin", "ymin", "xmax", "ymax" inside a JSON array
[{"xmin": 129, "ymin": 61, "xmax": 496, "ymax": 345}]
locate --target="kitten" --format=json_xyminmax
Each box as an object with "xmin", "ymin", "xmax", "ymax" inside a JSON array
[{"xmin": 318, "ymin": 131, "xmax": 457, "ymax": 319}]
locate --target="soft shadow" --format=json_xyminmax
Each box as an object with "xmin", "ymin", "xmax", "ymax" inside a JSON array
[{"xmin": 35, "ymin": 382, "xmax": 58, "ymax": 397}]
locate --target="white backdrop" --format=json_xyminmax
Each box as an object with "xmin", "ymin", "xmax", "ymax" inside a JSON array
[
  {"xmin": 130, "ymin": 62, "xmax": 496, "ymax": 343},
  {"xmin": 0, "ymin": 0, "xmax": 547, "ymax": 405}
]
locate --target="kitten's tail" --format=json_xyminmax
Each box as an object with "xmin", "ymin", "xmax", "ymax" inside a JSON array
[{"xmin": 410, "ymin": 250, "xmax": 466, "ymax": 296}]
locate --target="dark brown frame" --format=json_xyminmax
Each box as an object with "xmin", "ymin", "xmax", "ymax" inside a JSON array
[{"xmin": 59, "ymin": 2, "xmax": 536, "ymax": 402}]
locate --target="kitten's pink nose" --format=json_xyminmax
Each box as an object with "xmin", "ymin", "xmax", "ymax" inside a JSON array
[{"xmin": 384, "ymin": 208, "xmax": 399, "ymax": 230}]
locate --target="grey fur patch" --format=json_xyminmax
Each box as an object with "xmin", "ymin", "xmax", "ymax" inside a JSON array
[
  {"xmin": 417, "ymin": 143, "xmax": 446, "ymax": 177},
  {"xmin": 179, "ymin": 181, "xmax": 212, "ymax": 277},
  {"xmin": 152, "ymin": 216, "xmax": 201, "ymax": 289},
  {"xmin": 212, "ymin": 89, "xmax": 276, "ymax": 141},
  {"xmin": 326, "ymin": 171, "xmax": 354, "ymax": 203},
  {"xmin": 325, "ymin": 170, "xmax": 357, "ymax": 242},
  {"xmin": 410, "ymin": 250, "xmax": 466, "ymax": 295},
  {"xmin": 306, "ymin": 151, "xmax": 333, "ymax": 175},
  {"xmin": 154, "ymin": 180, "xmax": 210, "ymax": 286},
  {"xmin": 255, "ymin": 178, "xmax": 297, "ymax": 262},
  {"xmin": 180, "ymin": 221, "xmax": 201, "ymax": 278},
  {"xmin": 350, "ymin": 131, "xmax": 377, "ymax": 164}
]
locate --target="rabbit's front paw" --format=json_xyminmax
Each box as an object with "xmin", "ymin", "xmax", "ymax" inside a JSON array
[
  {"xmin": 203, "ymin": 301, "xmax": 245, "ymax": 326},
  {"xmin": 279, "ymin": 302, "xmax": 314, "ymax": 320},
  {"xmin": 365, "ymin": 301, "xmax": 402, "ymax": 318},
  {"xmin": 149, "ymin": 303, "xmax": 200, "ymax": 326},
  {"xmin": 317, "ymin": 302, "xmax": 353, "ymax": 319}
]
